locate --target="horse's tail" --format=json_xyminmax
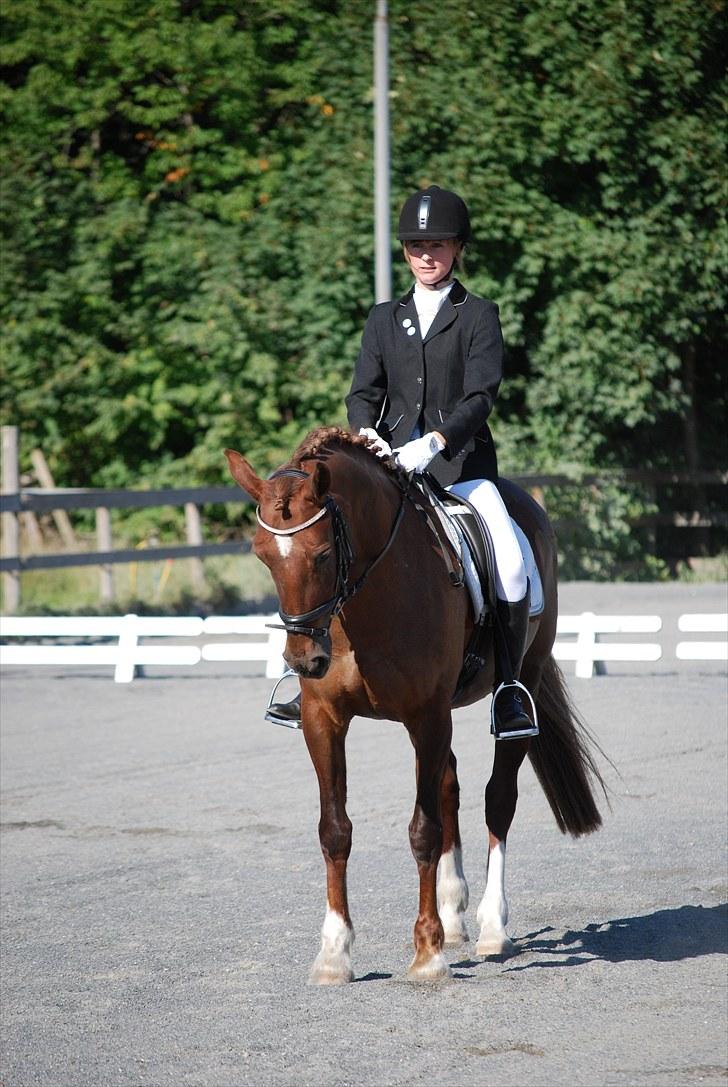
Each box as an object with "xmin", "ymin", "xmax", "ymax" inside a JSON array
[{"xmin": 529, "ymin": 654, "xmax": 609, "ymax": 837}]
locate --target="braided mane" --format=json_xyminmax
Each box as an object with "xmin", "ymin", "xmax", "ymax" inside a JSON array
[
  {"xmin": 290, "ymin": 425, "xmax": 403, "ymax": 481},
  {"xmin": 292, "ymin": 426, "xmax": 366, "ymax": 463}
]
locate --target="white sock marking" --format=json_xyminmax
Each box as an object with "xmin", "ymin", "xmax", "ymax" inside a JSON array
[
  {"xmin": 310, "ymin": 904, "xmax": 354, "ymax": 984},
  {"xmin": 437, "ymin": 847, "xmax": 470, "ymax": 942},
  {"xmin": 476, "ymin": 841, "xmax": 513, "ymax": 954}
]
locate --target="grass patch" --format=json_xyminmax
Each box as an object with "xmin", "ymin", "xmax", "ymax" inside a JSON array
[
  {"xmin": 673, "ymin": 552, "xmax": 728, "ymax": 584},
  {"xmin": 2, "ymin": 535, "xmax": 277, "ymax": 616}
]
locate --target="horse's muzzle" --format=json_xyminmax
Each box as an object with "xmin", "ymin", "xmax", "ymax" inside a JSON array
[{"xmin": 284, "ymin": 634, "xmax": 331, "ymax": 679}]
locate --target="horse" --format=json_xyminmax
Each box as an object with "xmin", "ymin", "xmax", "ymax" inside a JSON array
[{"xmin": 225, "ymin": 426, "xmax": 606, "ymax": 984}]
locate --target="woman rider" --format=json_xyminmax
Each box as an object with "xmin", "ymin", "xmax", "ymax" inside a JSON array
[{"xmin": 267, "ymin": 185, "xmax": 535, "ymax": 739}]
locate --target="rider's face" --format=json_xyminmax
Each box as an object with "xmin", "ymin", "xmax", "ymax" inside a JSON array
[{"xmin": 403, "ymin": 238, "xmax": 459, "ymax": 290}]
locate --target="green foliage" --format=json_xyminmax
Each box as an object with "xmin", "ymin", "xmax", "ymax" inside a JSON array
[
  {"xmin": 547, "ymin": 479, "xmax": 670, "ymax": 580},
  {"xmin": 1, "ymin": 0, "xmax": 725, "ymax": 579}
]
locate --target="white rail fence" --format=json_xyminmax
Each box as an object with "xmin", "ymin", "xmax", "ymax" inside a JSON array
[
  {"xmin": 676, "ymin": 613, "xmax": 728, "ymax": 661},
  {"xmin": 1, "ymin": 612, "xmax": 726, "ymax": 683},
  {"xmin": 554, "ymin": 613, "xmax": 663, "ymax": 679},
  {"xmin": 0, "ymin": 616, "xmax": 287, "ymax": 684}
]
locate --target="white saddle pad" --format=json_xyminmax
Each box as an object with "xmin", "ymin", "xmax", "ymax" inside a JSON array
[{"xmin": 511, "ymin": 519, "xmax": 544, "ymax": 616}]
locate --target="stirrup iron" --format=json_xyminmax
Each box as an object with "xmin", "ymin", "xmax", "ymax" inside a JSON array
[
  {"xmin": 490, "ymin": 679, "xmax": 539, "ymax": 740},
  {"xmin": 264, "ymin": 669, "xmax": 302, "ymax": 729}
]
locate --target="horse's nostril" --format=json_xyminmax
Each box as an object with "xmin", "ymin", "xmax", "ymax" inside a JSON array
[{"xmin": 283, "ymin": 651, "xmax": 330, "ymax": 679}]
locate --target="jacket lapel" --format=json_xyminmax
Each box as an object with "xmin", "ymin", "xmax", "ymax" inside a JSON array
[
  {"xmin": 396, "ymin": 288, "xmax": 423, "ymax": 364},
  {"xmin": 423, "ymin": 279, "xmax": 467, "ymax": 343}
]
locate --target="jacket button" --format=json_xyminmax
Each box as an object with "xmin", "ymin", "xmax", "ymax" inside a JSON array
[
  {"xmin": 416, "ymin": 402, "xmax": 421, "ymax": 410},
  {"xmin": 416, "ymin": 376, "xmax": 423, "ymax": 384}
]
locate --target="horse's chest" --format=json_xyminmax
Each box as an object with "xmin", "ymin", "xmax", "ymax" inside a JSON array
[
  {"xmin": 334, "ymin": 648, "xmax": 361, "ymax": 690},
  {"xmin": 328, "ymin": 645, "xmax": 400, "ymax": 717}
]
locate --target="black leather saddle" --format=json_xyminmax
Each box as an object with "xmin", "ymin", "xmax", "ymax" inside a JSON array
[
  {"xmin": 413, "ymin": 473, "xmax": 498, "ymax": 698},
  {"xmin": 416, "ymin": 473, "xmax": 497, "ymax": 614}
]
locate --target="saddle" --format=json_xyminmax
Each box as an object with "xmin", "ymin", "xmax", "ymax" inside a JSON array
[{"xmin": 410, "ymin": 473, "xmax": 497, "ymax": 699}]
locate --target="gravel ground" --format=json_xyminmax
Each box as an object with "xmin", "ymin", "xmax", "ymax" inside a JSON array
[{"xmin": 1, "ymin": 582, "xmax": 726, "ymax": 1087}]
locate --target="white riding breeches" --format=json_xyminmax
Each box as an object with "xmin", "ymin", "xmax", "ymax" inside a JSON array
[{"xmin": 447, "ymin": 479, "xmax": 528, "ymax": 603}]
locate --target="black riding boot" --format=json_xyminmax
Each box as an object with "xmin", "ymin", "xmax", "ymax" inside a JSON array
[
  {"xmin": 492, "ymin": 588, "xmax": 538, "ymax": 740},
  {"xmin": 265, "ymin": 690, "xmax": 302, "ymax": 728}
]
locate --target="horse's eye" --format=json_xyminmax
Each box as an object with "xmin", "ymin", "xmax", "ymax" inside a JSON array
[{"xmin": 314, "ymin": 549, "xmax": 331, "ymax": 568}]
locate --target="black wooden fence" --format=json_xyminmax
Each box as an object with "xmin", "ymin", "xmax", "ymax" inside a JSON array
[{"xmin": 1, "ymin": 422, "xmax": 726, "ymax": 608}]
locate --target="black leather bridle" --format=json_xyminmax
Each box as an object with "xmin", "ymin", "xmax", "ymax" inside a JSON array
[{"xmin": 257, "ymin": 468, "xmax": 406, "ymax": 639}]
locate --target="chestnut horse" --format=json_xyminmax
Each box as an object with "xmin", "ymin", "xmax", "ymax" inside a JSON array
[{"xmin": 226, "ymin": 427, "xmax": 605, "ymax": 984}]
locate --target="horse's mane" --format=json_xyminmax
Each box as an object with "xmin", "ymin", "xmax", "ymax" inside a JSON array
[{"xmin": 290, "ymin": 426, "xmax": 403, "ymax": 481}]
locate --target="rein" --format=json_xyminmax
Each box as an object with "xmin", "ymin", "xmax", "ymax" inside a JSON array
[{"xmin": 257, "ymin": 467, "xmax": 406, "ymax": 639}]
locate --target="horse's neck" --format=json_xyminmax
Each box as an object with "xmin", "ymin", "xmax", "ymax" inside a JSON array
[{"xmin": 330, "ymin": 450, "xmax": 400, "ymax": 547}]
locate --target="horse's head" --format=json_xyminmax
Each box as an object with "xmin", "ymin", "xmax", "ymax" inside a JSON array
[{"xmin": 225, "ymin": 447, "xmax": 340, "ymax": 679}]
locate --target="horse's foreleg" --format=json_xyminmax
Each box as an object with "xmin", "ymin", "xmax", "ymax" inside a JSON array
[
  {"xmin": 437, "ymin": 751, "xmax": 470, "ymax": 946},
  {"xmin": 476, "ymin": 739, "xmax": 529, "ymax": 958},
  {"xmin": 407, "ymin": 715, "xmax": 453, "ymax": 981},
  {"xmin": 305, "ymin": 720, "xmax": 354, "ymax": 985}
]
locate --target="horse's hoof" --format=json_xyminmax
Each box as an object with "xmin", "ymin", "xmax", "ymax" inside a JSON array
[
  {"xmin": 308, "ymin": 961, "xmax": 354, "ymax": 985},
  {"xmin": 476, "ymin": 933, "xmax": 517, "ymax": 959},
  {"xmin": 440, "ymin": 909, "xmax": 469, "ymax": 947},
  {"xmin": 407, "ymin": 951, "xmax": 452, "ymax": 982},
  {"xmin": 443, "ymin": 934, "xmax": 469, "ymax": 948},
  {"xmin": 442, "ymin": 925, "xmax": 469, "ymax": 948}
]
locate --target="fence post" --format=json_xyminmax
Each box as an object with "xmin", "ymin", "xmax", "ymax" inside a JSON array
[
  {"xmin": 1, "ymin": 426, "xmax": 21, "ymax": 611},
  {"xmin": 30, "ymin": 448, "xmax": 78, "ymax": 549},
  {"xmin": 21, "ymin": 510, "xmax": 44, "ymax": 552},
  {"xmin": 574, "ymin": 611, "xmax": 607, "ymax": 678},
  {"xmin": 96, "ymin": 507, "xmax": 114, "ymax": 603},
  {"xmin": 184, "ymin": 502, "xmax": 206, "ymax": 593}
]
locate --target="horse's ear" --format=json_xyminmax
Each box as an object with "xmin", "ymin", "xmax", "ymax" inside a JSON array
[
  {"xmin": 224, "ymin": 449, "xmax": 263, "ymax": 502},
  {"xmin": 308, "ymin": 462, "xmax": 331, "ymax": 506}
]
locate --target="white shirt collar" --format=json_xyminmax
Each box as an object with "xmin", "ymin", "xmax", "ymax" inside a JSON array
[
  {"xmin": 412, "ymin": 281, "xmax": 454, "ymax": 336},
  {"xmin": 413, "ymin": 281, "xmax": 454, "ymax": 314}
]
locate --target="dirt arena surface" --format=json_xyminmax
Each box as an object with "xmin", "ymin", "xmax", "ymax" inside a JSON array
[{"xmin": 1, "ymin": 582, "xmax": 726, "ymax": 1086}]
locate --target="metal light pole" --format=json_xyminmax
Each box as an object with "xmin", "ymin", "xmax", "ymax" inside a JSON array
[{"xmin": 373, "ymin": 0, "xmax": 391, "ymax": 303}]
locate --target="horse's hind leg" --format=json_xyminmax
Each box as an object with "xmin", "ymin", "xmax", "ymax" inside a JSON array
[
  {"xmin": 304, "ymin": 717, "xmax": 355, "ymax": 985},
  {"xmin": 476, "ymin": 739, "xmax": 529, "ymax": 958},
  {"xmin": 437, "ymin": 751, "xmax": 470, "ymax": 946},
  {"xmin": 407, "ymin": 710, "xmax": 453, "ymax": 981}
]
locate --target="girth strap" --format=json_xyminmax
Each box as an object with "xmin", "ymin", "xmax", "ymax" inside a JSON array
[
  {"xmin": 417, "ymin": 473, "xmax": 498, "ymax": 616},
  {"xmin": 407, "ymin": 491, "xmax": 464, "ymax": 588}
]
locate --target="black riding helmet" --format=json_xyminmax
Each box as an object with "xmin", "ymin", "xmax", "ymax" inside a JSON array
[{"xmin": 396, "ymin": 185, "xmax": 472, "ymax": 243}]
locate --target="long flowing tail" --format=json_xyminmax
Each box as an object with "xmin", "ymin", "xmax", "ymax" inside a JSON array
[{"xmin": 529, "ymin": 654, "xmax": 609, "ymax": 837}]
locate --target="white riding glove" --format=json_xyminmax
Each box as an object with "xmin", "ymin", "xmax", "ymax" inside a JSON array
[
  {"xmin": 359, "ymin": 427, "xmax": 392, "ymax": 458},
  {"xmin": 393, "ymin": 432, "xmax": 446, "ymax": 474}
]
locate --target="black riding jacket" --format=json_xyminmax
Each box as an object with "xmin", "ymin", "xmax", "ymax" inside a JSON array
[{"xmin": 346, "ymin": 279, "xmax": 503, "ymax": 486}]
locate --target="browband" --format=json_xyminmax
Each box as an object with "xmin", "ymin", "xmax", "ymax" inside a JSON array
[
  {"xmin": 255, "ymin": 504, "xmax": 328, "ymax": 536},
  {"xmin": 256, "ymin": 466, "xmax": 328, "ymax": 536}
]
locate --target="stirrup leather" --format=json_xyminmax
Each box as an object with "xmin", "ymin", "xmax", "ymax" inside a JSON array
[
  {"xmin": 264, "ymin": 669, "xmax": 302, "ymax": 729},
  {"xmin": 490, "ymin": 679, "xmax": 539, "ymax": 740}
]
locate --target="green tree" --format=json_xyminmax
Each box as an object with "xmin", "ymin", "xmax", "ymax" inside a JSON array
[{"xmin": 1, "ymin": 0, "xmax": 725, "ymax": 574}]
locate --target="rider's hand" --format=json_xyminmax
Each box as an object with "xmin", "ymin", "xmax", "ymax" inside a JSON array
[
  {"xmin": 359, "ymin": 427, "xmax": 392, "ymax": 458},
  {"xmin": 393, "ymin": 432, "xmax": 446, "ymax": 474}
]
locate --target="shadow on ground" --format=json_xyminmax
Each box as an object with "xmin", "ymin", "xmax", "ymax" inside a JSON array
[{"xmin": 499, "ymin": 902, "xmax": 728, "ymax": 970}]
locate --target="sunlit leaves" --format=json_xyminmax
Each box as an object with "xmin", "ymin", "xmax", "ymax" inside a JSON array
[{"xmin": 1, "ymin": 0, "xmax": 725, "ymax": 563}]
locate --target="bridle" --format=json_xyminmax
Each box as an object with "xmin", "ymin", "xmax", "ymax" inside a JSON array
[{"xmin": 256, "ymin": 467, "xmax": 405, "ymax": 639}]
